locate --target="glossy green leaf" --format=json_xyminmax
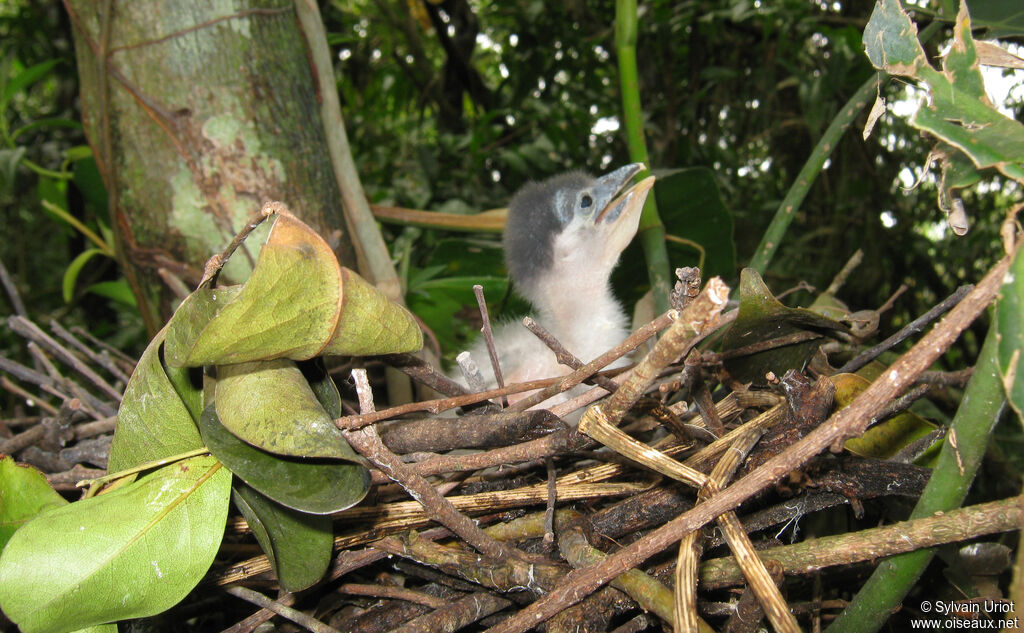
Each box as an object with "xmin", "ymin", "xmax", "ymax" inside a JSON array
[
  {"xmin": 0, "ymin": 457, "xmax": 67, "ymax": 550},
  {"xmin": 108, "ymin": 328, "xmax": 203, "ymax": 473},
  {"xmin": 721, "ymin": 268, "xmax": 848, "ymax": 384},
  {"xmin": 232, "ymin": 483, "xmax": 332, "ymax": 592},
  {"xmin": 200, "ymin": 405, "xmax": 369, "ymax": 515},
  {"xmin": 85, "ymin": 280, "xmax": 137, "ymax": 307},
  {"xmin": 215, "ymin": 359, "xmax": 358, "ymax": 460},
  {"xmin": 164, "ymin": 213, "xmax": 422, "ymax": 367},
  {"xmin": 653, "ymin": 167, "xmax": 736, "ymax": 281},
  {"xmin": 0, "ymin": 455, "xmax": 231, "ymax": 633},
  {"xmin": 833, "ymin": 373, "xmax": 938, "ymax": 459},
  {"xmin": 163, "ymin": 285, "xmax": 243, "ymax": 367},
  {"xmin": 863, "ymin": 0, "xmax": 1024, "ymax": 184},
  {"xmin": 996, "ymin": 246, "xmax": 1024, "ymax": 425}
]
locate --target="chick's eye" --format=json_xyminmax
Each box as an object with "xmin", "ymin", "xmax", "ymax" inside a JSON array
[{"xmin": 580, "ymin": 194, "xmax": 593, "ymax": 208}]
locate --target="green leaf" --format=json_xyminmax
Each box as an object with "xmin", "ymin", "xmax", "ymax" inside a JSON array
[
  {"xmin": 653, "ymin": 167, "xmax": 735, "ymax": 281},
  {"xmin": 86, "ymin": 280, "xmax": 137, "ymax": 307},
  {"xmin": 232, "ymin": 483, "xmax": 333, "ymax": 592},
  {"xmin": 62, "ymin": 248, "xmax": 106, "ymax": 303},
  {"xmin": 833, "ymin": 373, "xmax": 938, "ymax": 459},
  {"xmin": 199, "ymin": 405, "xmax": 370, "ymax": 515},
  {"xmin": 108, "ymin": 328, "xmax": 203, "ymax": 473},
  {"xmin": 0, "ymin": 455, "xmax": 231, "ymax": 633},
  {"xmin": 0, "ymin": 457, "xmax": 67, "ymax": 550},
  {"xmin": 996, "ymin": 246, "xmax": 1024, "ymax": 425},
  {"xmin": 0, "ymin": 59, "xmax": 60, "ymax": 113},
  {"xmin": 721, "ymin": 268, "xmax": 848, "ymax": 385},
  {"xmin": 971, "ymin": 0, "xmax": 1024, "ymax": 39},
  {"xmin": 165, "ymin": 214, "xmax": 421, "ymax": 366},
  {"xmin": 863, "ymin": 0, "xmax": 1024, "ymax": 183},
  {"xmin": 301, "ymin": 357, "xmax": 344, "ymax": 418},
  {"xmin": 215, "ymin": 359, "xmax": 359, "ymax": 460}
]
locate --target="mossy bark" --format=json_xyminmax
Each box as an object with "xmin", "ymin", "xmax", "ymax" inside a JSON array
[{"xmin": 66, "ymin": 1, "xmax": 356, "ymax": 332}]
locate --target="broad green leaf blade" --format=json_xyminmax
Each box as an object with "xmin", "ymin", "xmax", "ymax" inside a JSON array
[
  {"xmin": 0, "ymin": 457, "xmax": 67, "ymax": 550},
  {"xmin": 833, "ymin": 373, "xmax": 938, "ymax": 459},
  {"xmin": 108, "ymin": 328, "xmax": 203, "ymax": 473},
  {"xmin": 165, "ymin": 214, "xmax": 343, "ymax": 366},
  {"xmin": 721, "ymin": 268, "xmax": 848, "ymax": 385},
  {"xmin": 0, "ymin": 456, "xmax": 231, "ymax": 633},
  {"xmin": 200, "ymin": 405, "xmax": 370, "ymax": 515},
  {"xmin": 215, "ymin": 359, "xmax": 359, "ymax": 460},
  {"xmin": 232, "ymin": 483, "xmax": 332, "ymax": 592},
  {"xmin": 972, "ymin": 0, "xmax": 1024, "ymax": 38},
  {"xmin": 996, "ymin": 246, "xmax": 1024, "ymax": 424},
  {"xmin": 321, "ymin": 267, "xmax": 423, "ymax": 356}
]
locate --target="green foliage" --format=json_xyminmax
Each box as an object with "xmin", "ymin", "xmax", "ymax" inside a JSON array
[
  {"xmin": 0, "ymin": 212, "xmax": 416, "ymax": 631},
  {"xmin": 0, "ymin": 455, "xmax": 232, "ymax": 633},
  {"xmin": 0, "ymin": 457, "xmax": 67, "ymax": 550},
  {"xmin": 721, "ymin": 268, "xmax": 848, "ymax": 384}
]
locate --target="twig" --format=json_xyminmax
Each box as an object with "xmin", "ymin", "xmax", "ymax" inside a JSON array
[
  {"xmin": 8, "ymin": 316, "xmax": 122, "ymax": 402},
  {"xmin": 344, "ymin": 369, "xmax": 517, "ymax": 561},
  {"xmin": 336, "ymin": 583, "xmax": 448, "ymax": 609},
  {"xmin": 48, "ymin": 320, "xmax": 131, "ymax": 385},
  {"xmin": 700, "ymin": 495, "xmax": 1024, "ymax": 589},
  {"xmin": 380, "ymin": 352, "xmax": 470, "ymax": 397},
  {"xmin": 837, "ymin": 284, "xmax": 973, "ymax": 373},
  {"xmin": 522, "ymin": 317, "xmax": 621, "ymax": 393},
  {"xmin": 0, "ymin": 257, "xmax": 27, "ymax": 317},
  {"xmin": 203, "ymin": 204, "xmax": 275, "ymax": 287},
  {"xmin": 390, "ymin": 592, "xmax": 513, "ymax": 633},
  {"xmin": 543, "ymin": 457, "xmax": 557, "ymax": 549},
  {"xmin": 597, "ymin": 279, "xmax": 728, "ymax": 424},
  {"xmin": 219, "ymin": 592, "xmax": 297, "ymax": 633},
  {"xmin": 224, "ymin": 585, "xmax": 342, "ymax": 633},
  {"xmin": 70, "ymin": 325, "xmax": 136, "ymax": 367},
  {"xmin": 483, "ymin": 248, "xmax": 1014, "ymax": 633},
  {"xmin": 825, "ymin": 249, "xmax": 864, "ymax": 295},
  {"xmin": 455, "ymin": 351, "xmax": 489, "ymax": 394},
  {"xmin": 473, "ymin": 284, "xmax": 507, "ymax": 407},
  {"xmin": 508, "ymin": 309, "xmax": 680, "ymax": 412},
  {"xmin": 0, "ymin": 375, "xmax": 60, "ymax": 416}
]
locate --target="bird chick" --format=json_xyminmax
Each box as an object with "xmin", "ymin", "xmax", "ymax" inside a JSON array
[{"xmin": 458, "ymin": 163, "xmax": 655, "ymax": 408}]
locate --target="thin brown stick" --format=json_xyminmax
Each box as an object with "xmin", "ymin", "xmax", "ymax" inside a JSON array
[
  {"xmin": 483, "ymin": 247, "xmax": 1015, "ymax": 633},
  {"xmin": 509, "ymin": 310, "xmax": 680, "ymax": 412},
  {"xmin": 0, "ymin": 257, "xmax": 27, "ymax": 317},
  {"xmin": 49, "ymin": 319, "xmax": 131, "ymax": 384},
  {"xmin": 224, "ymin": 586, "xmax": 342, "ymax": 633},
  {"xmin": 335, "ymin": 583, "xmax": 448, "ymax": 609},
  {"xmin": 700, "ymin": 495, "xmax": 1024, "ymax": 589},
  {"xmin": 473, "ymin": 284, "xmax": 508, "ymax": 407},
  {"xmin": 390, "ymin": 591, "xmax": 513, "ymax": 633},
  {"xmin": 838, "ymin": 283, "xmax": 973, "ymax": 373},
  {"xmin": 599, "ymin": 279, "xmax": 729, "ymax": 423},
  {"xmin": 203, "ymin": 205, "xmax": 274, "ymax": 287},
  {"xmin": 345, "ymin": 369, "xmax": 516, "ymax": 561},
  {"xmin": 522, "ymin": 316, "xmax": 621, "ymax": 393},
  {"xmin": 0, "ymin": 376, "xmax": 59, "ymax": 416},
  {"xmin": 8, "ymin": 316, "xmax": 122, "ymax": 402}
]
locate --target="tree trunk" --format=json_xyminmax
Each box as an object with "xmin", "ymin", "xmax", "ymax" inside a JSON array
[{"xmin": 66, "ymin": 1, "xmax": 356, "ymax": 333}]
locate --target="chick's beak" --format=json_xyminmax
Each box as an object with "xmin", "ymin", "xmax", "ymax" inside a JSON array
[{"xmin": 593, "ymin": 163, "xmax": 655, "ymax": 256}]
